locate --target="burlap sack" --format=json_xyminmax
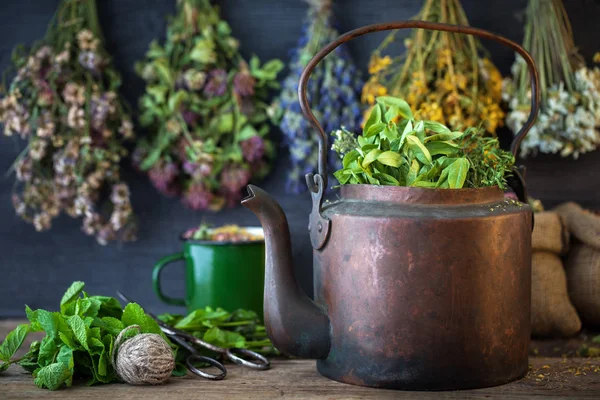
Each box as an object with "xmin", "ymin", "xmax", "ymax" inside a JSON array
[
  {"xmin": 566, "ymin": 244, "xmax": 600, "ymax": 327},
  {"xmin": 554, "ymin": 202, "xmax": 600, "ymax": 249},
  {"xmin": 532, "ymin": 212, "xmax": 569, "ymax": 254},
  {"xmin": 531, "ymin": 251, "xmax": 582, "ymax": 337}
]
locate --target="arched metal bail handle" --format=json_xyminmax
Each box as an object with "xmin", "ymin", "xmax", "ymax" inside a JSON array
[{"xmin": 298, "ymin": 20, "xmax": 541, "ymax": 184}]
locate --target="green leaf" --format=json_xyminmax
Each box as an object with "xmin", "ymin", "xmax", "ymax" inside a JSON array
[
  {"xmin": 56, "ymin": 346, "xmax": 74, "ymax": 387},
  {"xmin": 342, "ymin": 149, "xmax": 360, "ymax": 169},
  {"xmin": 406, "ymin": 135, "xmax": 432, "ymax": 165},
  {"xmin": 333, "ymin": 169, "xmax": 351, "ymax": 185},
  {"xmin": 94, "ymin": 317, "xmax": 124, "ymax": 335},
  {"xmin": 362, "ymin": 104, "xmax": 382, "ymax": 136},
  {"xmin": 384, "ymin": 105, "xmax": 399, "ymax": 122},
  {"xmin": 415, "ymin": 163, "xmax": 441, "ymax": 183},
  {"xmin": 397, "ymin": 119, "xmax": 413, "ymax": 151},
  {"xmin": 377, "ymin": 151, "xmax": 402, "ymax": 167},
  {"xmin": 60, "ymin": 281, "xmax": 85, "ymax": 313},
  {"xmin": 58, "ymin": 331, "xmax": 78, "ymax": 349},
  {"xmin": 216, "ymin": 113, "xmax": 234, "ymax": 133},
  {"xmin": 424, "ymin": 131, "xmax": 464, "ymax": 143},
  {"xmin": 376, "ymin": 96, "xmax": 413, "ymax": 119},
  {"xmin": 0, "ymin": 362, "xmax": 9, "ymax": 373},
  {"xmin": 382, "ymin": 124, "xmax": 399, "ymax": 141},
  {"xmin": 122, "ymin": 303, "xmax": 163, "ymax": 336},
  {"xmin": 424, "ymin": 121, "xmax": 452, "ymax": 134},
  {"xmin": 189, "ymin": 38, "xmax": 216, "ymax": 64},
  {"xmin": 407, "ymin": 159, "xmax": 420, "ymax": 185},
  {"xmin": 91, "ymin": 296, "xmax": 123, "ymax": 319},
  {"xmin": 425, "ymin": 141, "xmax": 460, "ymax": 156},
  {"xmin": 373, "ymin": 173, "xmax": 400, "ymax": 186},
  {"xmin": 436, "ymin": 167, "xmax": 450, "ymax": 188},
  {"xmin": 362, "ymin": 149, "xmax": 382, "ymax": 167},
  {"xmin": 152, "ymin": 59, "xmax": 173, "ymax": 86},
  {"xmin": 174, "ymin": 307, "xmax": 230, "ymax": 331},
  {"xmin": 364, "ymin": 122, "xmax": 386, "ymax": 138},
  {"xmin": 68, "ymin": 315, "xmax": 89, "ymax": 351},
  {"xmin": 146, "ymin": 40, "xmax": 166, "ymax": 59},
  {"xmin": 237, "ymin": 124, "xmax": 258, "ymax": 141},
  {"xmin": 146, "ymin": 85, "xmax": 168, "ymax": 104},
  {"xmin": 204, "ymin": 327, "xmax": 246, "ymax": 349},
  {"xmin": 37, "ymin": 336, "xmax": 59, "ymax": 367},
  {"xmin": 34, "ymin": 362, "xmax": 71, "ymax": 390},
  {"xmin": 168, "ymin": 90, "xmax": 188, "ymax": 113},
  {"xmin": 36, "ymin": 310, "xmax": 62, "ymax": 339},
  {"xmin": 18, "ymin": 341, "xmax": 40, "ymax": 373},
  {"xmin": 0, "ymin": 324, "xmax": 29, "ymax": 362},
  {"xmin": 25, "ymin": 305, "xmax": 41, "ymax": 332},
  {"xmin": 411, "ymin": 181, "xmax": 437, "ymax": 188},
  {"xmin": 447, "ymin": 159, "xmax": 470, "ymax": 189},
  {"xmin": 414, "ymin": 120, "xmax": 425, "ymax": 142}
]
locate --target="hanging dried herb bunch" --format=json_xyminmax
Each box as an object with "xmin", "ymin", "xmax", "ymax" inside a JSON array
[
  {"xmin": 362, "ymin": 0, "xmax": 504, "ymax": 135},
  {"xmin": 503, "ymin": 0, "xmax": 600, "ymax": 158},
  {"xmin": 272, "ymin": 0, "xmax": 363, "ymax": 194},
  {"xmin": 134, "ymin": 0, "xmax": 283, "ymax": 210},
  {"xmin": 0, "ymin": 0, "xmax": 136, "ymax": 245}
]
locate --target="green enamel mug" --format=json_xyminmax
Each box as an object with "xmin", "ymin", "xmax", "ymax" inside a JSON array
[{"xmin": 152, "ymin": 227, "xmax": 265, "ymax": 317}]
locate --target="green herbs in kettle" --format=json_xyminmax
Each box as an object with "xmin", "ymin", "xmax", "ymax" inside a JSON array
[{"xmin": 331, "ymin": 96, "xmax": 514, "ymax": 189}]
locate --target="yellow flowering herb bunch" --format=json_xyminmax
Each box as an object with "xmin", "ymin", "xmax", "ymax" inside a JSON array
[{"xmin": 362, "ymin": 0, "xmax": 505, "ymax": 135}]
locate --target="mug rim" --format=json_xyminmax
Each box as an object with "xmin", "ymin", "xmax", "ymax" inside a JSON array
[{"xmin": 181, "ymin": 226, "xmax": 265, "ymax": 246}]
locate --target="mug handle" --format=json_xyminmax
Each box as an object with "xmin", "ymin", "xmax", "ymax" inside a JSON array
[{"xmin": 152, "ymin": 253, "xmax": 186, "ymax": 306}]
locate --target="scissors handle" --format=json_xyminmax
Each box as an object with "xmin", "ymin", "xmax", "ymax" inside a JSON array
[
  {"xmin": 186, "ymin": 354, "xmax": 228, "ymax": 380},
  {"xmin": 226, "ymin": 348, "xmax": 270, "ymax": 370}
]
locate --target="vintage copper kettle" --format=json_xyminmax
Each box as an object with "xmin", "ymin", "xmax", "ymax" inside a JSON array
[{"xmin": 243, "ymin": 21, "xmax": 539, "ymax": 390}]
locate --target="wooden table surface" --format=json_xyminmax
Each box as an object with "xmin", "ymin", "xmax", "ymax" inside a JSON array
[{"xmin": 2, "ymin": 320, "xmax": 600, "ymax": 399}]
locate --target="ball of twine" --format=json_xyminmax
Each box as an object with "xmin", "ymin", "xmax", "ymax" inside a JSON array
[{"xmin": 111, "ymin": 325, "xmax": 175, "ymax": 385}]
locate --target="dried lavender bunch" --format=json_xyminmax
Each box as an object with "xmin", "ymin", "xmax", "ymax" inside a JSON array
[
  {"xmin": 0, "ymin": 0, "xmax": 136, "ymax": 245},
  {"xmin": 503, "ymin": 0, "xmax": 600, "ymax": 158},
  {"xmin": 134, "ymin": 0, "xmax": 283, "ymax": 210},
  {"xmin": 272, "ymin": 0, "xmax": 363, "ymax": 193}
]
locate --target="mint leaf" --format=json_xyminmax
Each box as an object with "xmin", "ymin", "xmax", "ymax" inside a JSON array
[
  {"xmin": 58, "ymin": 331, "xmax": 77, "ymax": 349},
  {"xmin": 173, "ymin": 307, "xmax": 229, "ymax": 330},
  {"xmin": 0, "ymin": 324, "xmax": 29, "ymax": 361},
  {"xmin": 18, "ymin": 341, "xmax": 40, "ymax": 373},
  {"xmin": 91, "ymin": 296, "xmax": 123, "ymax": 319},
  {"xmin": 122, "ymin": 303, "xmax": 162, "ymax": 335},
  {"xmin": 55, "ymin": 346, "xmax": 74, "ymax": 387},
  {"xmin": 35, "ymin": 310, "xmax": 62, "ymax": 339},
  {"xmin": 0, "ymin": 362, "xmax": 9, "ymax": 373},
  {"xmin": 67, "ymin": 315, "xmax": 89, "ymax": 351},
  {"xmin": 60, "ymin": 281, "xmax": 85, "ymax": 313},
  {"xmin": 34, "ymin": 362, "xmax": 71, "ymax": 390},
  {"xmin": 25, "ymin": 305, "xmax": 41, "ymax": 332},
  {"xmin": 37, "ymin": 336, "xmax": 59, "ymax": 367},
  {"xmin": 204, "ymin": 327, "xmax": 246, "ymax": 348}
]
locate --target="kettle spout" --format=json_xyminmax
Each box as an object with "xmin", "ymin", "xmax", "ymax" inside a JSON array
[{"xmin": 242, "ymin": 185, "xmax": 330, "ymax": 359}]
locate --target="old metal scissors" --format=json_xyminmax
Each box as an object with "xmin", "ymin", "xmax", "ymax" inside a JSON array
[{"xmin": 116, "ymin": 292, "xmax": 270, "ymax": 380}]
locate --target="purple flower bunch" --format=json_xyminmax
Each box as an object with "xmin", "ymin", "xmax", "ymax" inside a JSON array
[
  {"xmin": 273, "ymin": 0, "xmax": 364, "ymax": 193},
  {"xmin": 134, "ymin": 0, "xmax": 283, "ymax": 211},
  {"xmin": 0, "ymin": 0, "xmax": 136, "ymax": 244}
]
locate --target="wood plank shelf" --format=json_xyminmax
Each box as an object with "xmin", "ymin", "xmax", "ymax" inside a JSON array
[{"xmin": 1, "ymin": 320, "xmax": 599, "ymax": 399}]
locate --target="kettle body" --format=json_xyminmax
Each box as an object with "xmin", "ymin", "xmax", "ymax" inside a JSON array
[{"xmin": 313, "ymin": 185, "xmax": 531, "ymax": 389}]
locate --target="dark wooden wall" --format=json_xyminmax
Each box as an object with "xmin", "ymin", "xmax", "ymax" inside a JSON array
[{"xmin": 0, "ymin": 0, "xmax": 599, "ymax": 317}]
